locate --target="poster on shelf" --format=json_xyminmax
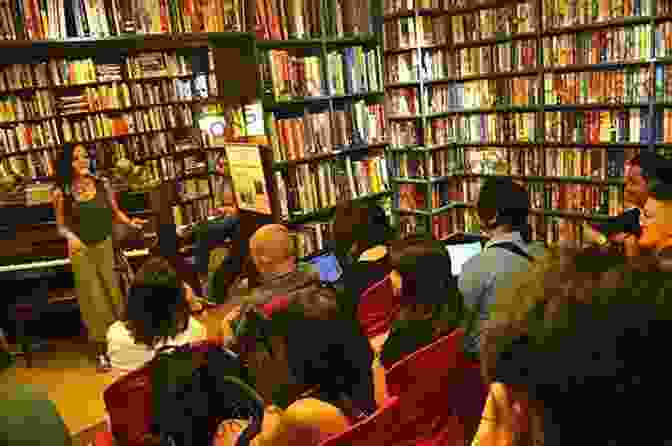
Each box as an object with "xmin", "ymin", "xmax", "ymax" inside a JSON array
[{"xmin": 224, "ymin": 144, "xmax": 272, "ymax": 215}]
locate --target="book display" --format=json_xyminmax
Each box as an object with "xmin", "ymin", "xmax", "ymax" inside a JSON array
[
  {"xmin": 384, "ymin": 0, "xmax": 672, "ymax": 245},
  {"xmin": 0, "ymin": 33, "xmax": 256, "ymax": 230},
  {"xmin": 256, "ymin": 0, "xmax": 393, "ymax": 257}
]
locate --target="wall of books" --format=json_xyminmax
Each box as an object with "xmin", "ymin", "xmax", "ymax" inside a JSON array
[
  {"xmin": 0, "ymin": 35, "xmax": 254, "ymax": 229},
  {"xmin": 256, "ymin": 0, "xmax": 393, "ymax": 257},
  {"xmin": 384, "ymin": 0, "xmax": 672, "ymax": 245}
]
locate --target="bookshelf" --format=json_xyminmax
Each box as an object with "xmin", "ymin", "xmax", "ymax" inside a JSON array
[
  {"xmin": 255, "ymin": 0, "xmax": 394, "ymax": 258},
  {"xmin": 0, "ymin": 32, "xmax": 257, "ymax": 231},
  {"xmin": 384, "ymin": 0, "xmax": 672, "ymax": 246}
]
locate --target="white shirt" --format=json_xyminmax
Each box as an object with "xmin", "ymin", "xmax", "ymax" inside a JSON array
[{"xmin": 107, "ymin": 317, "xmax": 208, "ymax": 373}]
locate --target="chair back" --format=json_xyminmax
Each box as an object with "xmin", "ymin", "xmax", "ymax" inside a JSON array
[
  {"xmin": 357, "ymin": 275, "xmax": 401, "ymax": 338},
  {"xmin": 318, "ymin": 396, "xmax": 405, "ymax": 446},
  {"xmin": 103, "ymin": 361, "xmax": 155, "ymax": 446},
  {"xmin": 385, "ymin": 329, "xmax": 488, "ymax": 445}
]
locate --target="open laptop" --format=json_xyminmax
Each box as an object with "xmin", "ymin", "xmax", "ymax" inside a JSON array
[
  {"xmin": 443, "ymin": 234, "xmax": 486, "ymax": 276},
  {"xmin": 301, "ymin": 250, "xmax": 344, "ymax": 283}
]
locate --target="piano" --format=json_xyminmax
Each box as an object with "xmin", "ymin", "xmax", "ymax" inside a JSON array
[{"xmin": 0, "ymin": 197, "xmax": 156, "ymax": 341}]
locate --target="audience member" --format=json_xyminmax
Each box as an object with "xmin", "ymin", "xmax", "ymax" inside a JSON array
[
  {"xmin": 583, "ymin": 155, "xmax": 647, "ymax": 255},
  {"xmin": 0, "ymin": 330, "xmax": 73, "ymax": 446},
  {"xmin": 472, "ymin": 248, "xmax": 671, "ymax": 446},
  {"xmin": 332, "ymin": 201, "xmax": 395, "ymax": 318},
  {"xmin": 459, "ymin": 178, "xmax": 544, "ymax": 357},
  {"xmin": 217, "ymin": 284, "xmax": 379, "ymax": 446},
  {"xmin": 106, "ymin": 257, "xmax": 207, "ymax": 373},
  {"xmin": 638, "ymin": 152, "xmax": 672, "ymax": 254},
  {"xmin": 379, "ymin": 237, "xmax": 464, "ymax": 368}
]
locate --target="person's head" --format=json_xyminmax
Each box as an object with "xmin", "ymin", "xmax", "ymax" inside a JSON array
[
  {"xmin": 332, "ymin": 201, "xmax": 393, "ymax": 261},
  {"xmin": 125, "ymin": 257, "xmax": 190, "ymax": 348},
  {"xmin": 624, "ymin": 155, "xmax": 648, "ymax": 208},
  {"xmin": 477, "ymin": 178, "xmax": 530, "ymax": 240},
  {"xmin": 389, "ymin": 236, "xmax": 462, "ymax": 330},
  {"xmin": 489, "ymin": 247, "xmax": 672, "ymax": 446},
  {"xmin": 56, "ymin": 144, "xmax": 90, "ymax": 193},
  {"xmin": 233, "ymin": 284, "xmax": 375, "ymax": 413},
  {"xmin": 249, "ymin": 224, "xmax": 296, "ymax": 276},
  {"xmin": 639, "ymin": 153, "xmax": 672, "ymax": 251}
]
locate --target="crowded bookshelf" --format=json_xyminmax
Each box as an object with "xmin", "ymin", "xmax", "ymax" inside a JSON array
[
  {"xmin": 384, "ymin": 0, "xmax": 672, "ymax": 245},
  {"xmin": 255, "ymin": 0, "xmax": 393, "ymax": 257},
  {"xmin": 0, "ymin": 32, "xmax": 260, "ymax": 236}
]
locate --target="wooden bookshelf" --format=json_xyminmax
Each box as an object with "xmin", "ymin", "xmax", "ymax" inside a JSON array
[
  {"xmin": 0, "ymin": 33, "xmax": 258, "ymax": 233},
  {"xmin": 384, "ymin": 0, "xmax": 670, "ymax": 244}
]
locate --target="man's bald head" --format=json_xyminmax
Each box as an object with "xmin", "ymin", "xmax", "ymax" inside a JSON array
[{"xmin": 250, "ymin": 224, "xmax": 295, "ymax": 273}]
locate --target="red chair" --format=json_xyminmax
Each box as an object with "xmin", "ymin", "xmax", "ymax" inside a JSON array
[
  {"xmin": 103, "ymin": 361, "xmax": 155, "ymax": 446},
  {"xmin": 357, "ymin": 275, "xmax": 401, "ymax": 339},
  {"xmin": 385, "ymin": 329, "xmax": 488, "ymax": 446}
]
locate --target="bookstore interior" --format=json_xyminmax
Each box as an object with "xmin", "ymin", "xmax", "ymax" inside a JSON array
[{"xmin": 2, "ymin": 0, "xmax": 672, "ymax": 438}]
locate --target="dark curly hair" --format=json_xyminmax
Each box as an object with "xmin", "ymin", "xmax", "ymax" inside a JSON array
[
  {"xmin": 332, "ymin": 201, "xmax": 393, "ymax": 261},
  {"xmin": 477, "ymin": 177, "xmax": 531, "ymax": 242},
  {"xmin": 485, "ymin": 246, "xmax": 672, "ymax": 446},
  {"xmin": 124, "ymin": 257, "xmax": 190, "ymax": 348}
]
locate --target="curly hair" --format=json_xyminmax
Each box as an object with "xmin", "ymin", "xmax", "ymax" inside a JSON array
[
  {"xmin": 332, "ymin": 201, "xmax": 393, "ymax": 260},
  {"xmin": 124, "ymin": 257, "xmax": 190, "ymax": 348},
  {"xmin": 483, "ymin": 246, "xmax": 672, "ymax": 446}
]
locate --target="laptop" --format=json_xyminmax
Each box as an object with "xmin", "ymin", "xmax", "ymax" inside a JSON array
[
  {"xmin": 443, "ymin": 235, "xmax": 485, "ymax": 276},
  {"xmin": 302, "ymin": 251, "xmax": 344, "ymax": 283}
]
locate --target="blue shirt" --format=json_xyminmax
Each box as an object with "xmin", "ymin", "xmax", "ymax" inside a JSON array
[{"xmin": 458, "ymin": 232, "xmax": 545, "ymax": 354}]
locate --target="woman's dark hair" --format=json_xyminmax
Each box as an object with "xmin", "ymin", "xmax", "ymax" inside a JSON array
[
  {"xmin": 54, "ymin": 143, "xmax": 80, "ymax": 194},
  {"xmin": 125, "ymin": 257, "xmax": 190, "ymax": 347},
  {"xmin": 233, "ymin": 285, "xmax": 376, "ymax": 414},
  {"xmin": 488, "ymin": 247, "xmax": 672, "ymax": 445},
  {"xmin": 391, "ymin": 237, "xmax": 463, "ymax": 332},
  {"xmin": 332, "ymin": 201, "xmax": 393, "ymax": 260},
  {"xmin": 477, "ymin": 178, "xmax": 531, "ymax": 242}
]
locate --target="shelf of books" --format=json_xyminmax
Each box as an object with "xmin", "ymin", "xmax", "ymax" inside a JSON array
[
  {"xmin": 255, "ymin": 0, "xmax": 394, "ymax": 257},
  {"xmin": 0, "ymin": 33, "xmax": 255, "ymax": 229},
  {"xmin": 384, "ymin": 0, "xmax": 672, "ymax": 245}
]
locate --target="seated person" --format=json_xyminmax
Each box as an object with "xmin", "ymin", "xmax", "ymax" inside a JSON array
[
  {"xmin": 0, "ymin": 329, "xmax": 72, "ymax": 446},
  {"xmin": 216, "ymin": 284, "xmax": 380, "ymax": 446},
  {"xmin": 472, "ymin": 248, "xmax": 671, "ymax": 446},
  {"xmin": 379, "ymin": 237, "xmax": 465, "ymax": 369},
  {"xmin": 638, "ymin": 151, "xmax": 672, "ymax": 255},
  {"xmin": 226, "ymin": 224, "xmax": 321, "ymax": 309},
  {"xmin": 192, "ymin": 205, "xmax": 241, "ymax": 286},
  {"xmin": 107, "ymin": 257, "xmax": 208, "ymax": 373},
  {"xmin": 332, "ymin": 201, "xmax": 395, "ymax": 319},
  {"xmin": 459, "ymin": 177, "xmax": 545, "ymax": 357}
]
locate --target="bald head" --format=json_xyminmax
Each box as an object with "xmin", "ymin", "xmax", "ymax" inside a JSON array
[{"xmin": 250, "ymin": 224, "xmax": 295, "ymax": 274}]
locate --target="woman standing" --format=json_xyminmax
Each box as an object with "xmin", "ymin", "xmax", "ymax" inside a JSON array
[{"xmin": 51, "ymin": 143, "xmax": 146, "ymax": 371}]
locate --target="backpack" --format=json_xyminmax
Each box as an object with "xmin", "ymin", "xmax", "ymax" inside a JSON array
[{"xmin": 151, "ymin": 342, "xmax": 265, "ymax": 446}]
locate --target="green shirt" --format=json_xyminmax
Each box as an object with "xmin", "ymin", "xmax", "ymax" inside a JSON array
[
  {"xmin": 0, "ymin": 383, "xmax": 72, "ymax": 446},
  {"xmin": 76, "ymin": 194, "xmax": 114, "ymax": 244}
]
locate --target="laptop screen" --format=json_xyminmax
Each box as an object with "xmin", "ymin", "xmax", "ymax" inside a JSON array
[
  {"xmin": 306, "ymin": 252, "xmax": 343, "ymax": 283},
  {"xmin": 445, "ymin": 242, "xmax": 483, "ymax": 276}
]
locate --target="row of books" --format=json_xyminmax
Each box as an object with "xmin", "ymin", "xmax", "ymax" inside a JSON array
[
  {"xmin": 451, "ymin": 1, "xmax": 537, "ymax": 44},
  {"xmin": 0, "ymin": 92, "xmax": 56, "ymax": 123},
  {"xmin": 255, "ymin": 0, "xmax": 371, "ymax": 40},
  {"xmin": 268, "ymin": 103, "xmax": 386, "ymax": 162},
  {"xmin": 544, "ymin": 109, "xmax": 651, "ymax": 144},
  {"xmin": 543, "ymin": 26, "xmax": 651, "ymax": 68},
  {"xmin": 544, "ymin": 68, "xmax": 650, "ymax": 106},
  {"xmin": 426, "ymin": 77, "xmax": 541, "ymax": 111},
  {"xmin": 383, "ymin": 16, "xmax": 447, "ymax": 50},
  {"xmin": 265, "ymin": 50, "xmax": 323, "ymax": 100},
  {"xmin": 387, "ymin": 87, "xmax": 419, "ymax": 116},
  {"xmin": 0, "ymin": 0, "xmax": 244, "ymax": 41},
  {"xmin": 177, "ymin": 177, "xmax": 211, "ymax": 201},
  {"xmin": 60, "ymin": 104, "xmax": 194, "ymax": 143},
  {"xmin": 291, "ymin": 223, "xmax": 333, "ymax": 259},
  {"xmin": 453, "ymin": 39, "xmax": 538, "ymax": 78},
  {"xmin": 0, "ymin": 119, "xmax": 60, "ymax": 152},
  {"xmin": 385, "ymin": 48, "xmax": 450, "ymax": 84},
  {"xmin": 326, "ymin": 47, "xmax": 383, "ymax": 96},
  {"xmin": 425, "ymin": 113, "xmax": 540, "ymax": 146},
  {"xmin": 0, "ymin": 149, "xmax": 56, "ymax": 178},
  {"xmin": 657, "ymin": 22, "xmax": 672, "ymax": 59},
  {"xmin": 58, "ymin": 84, "xmax": 133, "ymax": 115},
  {"xmin": 384, "ymin": 0, "xmax": 443, "ymax": 14},
  {"xmin": 274, "ymin": 155, "xmax": 389, "ymax": 218},
  {"xmin": 543, "ymin": 0, "xmax": 652, "ymax": 30},
  {"xmin": 390, "ymin": 120, "xmax": 420, "ymax": 147},
  {"xmin": 130, "ymin": 77, "xmax": 211, "ymax": 106},
  {"xmin": 173, "ymin": 198, "xmax": 213, "ymax": 227}
]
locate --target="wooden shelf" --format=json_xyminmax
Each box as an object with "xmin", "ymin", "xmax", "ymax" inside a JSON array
[{"xmin": 451, "ymin": 32, "xmax": 538, "ymax": 50}]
